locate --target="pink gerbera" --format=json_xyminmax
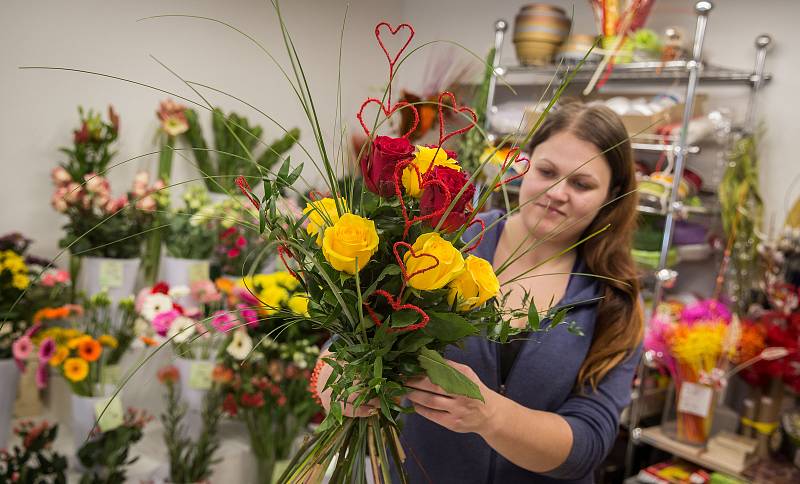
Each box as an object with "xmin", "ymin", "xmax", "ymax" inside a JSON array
[
  {"xmin": 212, "ymin": 311, "xmax": 238, "ymax": 333},
  {"xmin": 12, "ymin": 336, "xmax": 33, "ymax": 361},
  {"xmin": 38, "ymin": 337, "xmax": 56, "ymax": 363},
  {"xmin": 238, "ymin": 304, "xmax": 259, "ymax": 327},
  {"xmin": 152, "ymin": 309, "xmax": 180, "ymax": 337}
]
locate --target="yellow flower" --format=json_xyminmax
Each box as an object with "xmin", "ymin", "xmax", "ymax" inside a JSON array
[
  {"xmin": 405, "ymin": 232, "xmax": 465, "ymax": 291},
  {"xmin": 401, "ymin": 146, "xmax": 461, "ymax": 198},
  {"xmin": 322, "ymin": 214, "xmax": 379, "ymax": 275},
  {"xmin": 288, "ymin": 294, "xmax": 310, "ymax": 316},
  {"xmin": 258, "ymin": 286, "xmax": 289, "ymax": 315},
  {"xmin": 272, "ymin": 271, "xmax": 300, "ymax": 291},
  {"xmin": 481, "ymin": 145, "xmax": 512, "ymax": 166},
  {"xmin": 447, "ymin": 255, "xmax": 500, "ymax": 311},
  {"xmin": 12, "ymin": 273, "xmax": 29, "ymax": 290},
  {"xmin": 63, "ymin": 357, "xmax": 89, "ymax": 382},
  {"xmin": 67, "ymin": 335, "xmax": 92, "ymax": 350},
  {"xmin": 49, "ymin": 346, "xmax": 69, "ymax": 367},
  {"xmin": 304, "ymin": 197, "xmax": 345, "ymax": 246},
  {"xmin": 98, "ymin": 334, "xmax": 119, "ymax": 349}
]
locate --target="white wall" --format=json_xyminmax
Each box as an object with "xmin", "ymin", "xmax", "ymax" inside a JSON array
[{"xmin": 1, "ymin": 0, "xmax": 797, "ymax": 261}]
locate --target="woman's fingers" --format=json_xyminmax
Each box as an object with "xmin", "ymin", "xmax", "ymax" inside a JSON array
[
  {"xmin": 405, "ymin": 377, "xmax": 448, "ymax": 395},
  {"xmin": 341, "ymin": 393, "xmax": 380, "ymax": 418},
  {"xmin": 406, "ymin": 389, "xmax": 453, "ymax": 412}
]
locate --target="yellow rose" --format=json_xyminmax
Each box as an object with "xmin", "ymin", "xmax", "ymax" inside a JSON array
[
  {"xmin": 304, "ymin": 197, "xmax": 345, "ymax": 246},
  {"xmin": 288, "ymin": 294, "xmax": 310, "ymax": 316},
  {"xmin": 401, "ymin": 146, "xmax": 461, "ymax": 198},
  {"xmin": 322, "ymin": 214, "xmax": 379, "ymax": 275},
  {"xmin": 404, "ymin": 232, "xmax": 465, "ymax": 291},
  {"xmin": 447, "ymin": 255, "xmax": 500, "ymax": 311}
]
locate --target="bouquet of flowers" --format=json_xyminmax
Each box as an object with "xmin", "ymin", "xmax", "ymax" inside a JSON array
[
  {"xmin": 51, "ymin": 106, "xmax": 165, "ymax": 259},
  {"xmin": 25, "ymin": 292, "xmax": 138, "ymax": 396},
  {"xmin": 135, "ymin": 280, "xmax": 225, "ymax": 359},
  {"xmin": 214, "ymin": 271, "xmax": 322, "ymax": 482},
  {"xmin": 221, "ymin": 14, "xmax": 586, "ymax": 483},
  {"xmin": 164, "ymin": 185, "xmax": 218, "ymax": 260}
]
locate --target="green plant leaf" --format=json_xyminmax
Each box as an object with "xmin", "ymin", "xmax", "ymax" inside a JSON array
[
  {"xmin": 423, "ymin": 311, "xmax": 478, "ymax": 342},
  {"xmin": 527, "ymin": 298, "xmax": 541, "ymax": 330},
  {"xmin": 418, "ymin": 347, "xmax": 483, "ymax": 401}
]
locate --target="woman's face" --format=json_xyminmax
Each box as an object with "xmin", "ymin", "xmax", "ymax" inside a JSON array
[{"xmin": 518, "ymin": 130, "xmax": 612, "ymax": 243}]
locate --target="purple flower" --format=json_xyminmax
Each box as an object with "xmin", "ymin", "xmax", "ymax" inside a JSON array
[
  {"xmin": 238, "ymin": 304, "xmax": 259, "ymax": 327},
  {"xmin": 35, "ymin": 364, "xmax": 49, "ymax": 389},
  {"xmin": 212, "ymin": 310, "xmax": 238, "ymax": 333},
  {"xmin": 38, "ymin": 337, "xmax": 56, "ymax": 363},
  {"xmin": 152, "ymin": 309, "xmax": 180, "ymax": 337}
]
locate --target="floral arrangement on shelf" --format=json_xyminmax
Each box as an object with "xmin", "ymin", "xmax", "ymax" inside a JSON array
[
  {"xmin": 210, "ymin": 196, "xmax": 264, "ymax": 277},
  {"xmin": 164, "ymin": 185, "xmax": 218, "ymax": 260},
  {"xmin": 51, "ymin": 106, "xmax": 166, "ymax": 259},
  {"xmin": 135, "ymin": 280, "xmax": 225, "ymax": 359},
  {"xmin": 0, "ymin": 420, "xmax": 67, "ymax": 483},
  {"xmin": 0, "ymin": 232, "xmax": 69, "ymax": 360},
  {"xmin": 21, "ymin": 292, "xmax": 139, "ymax": 395},
  {"xmin": 645, "ymin": 298, "xmax": 790, "ymax": 444},
  {"xmin": 76, "ymin": 408, "xmax": 152, "ymax": 484},
  {"xmin": 214, "ymin": 271, "xmax": 322, "ymax": 482},
  {"xmin": 157, "ymin": 365, "xmax": 223, "ymax": 484}
]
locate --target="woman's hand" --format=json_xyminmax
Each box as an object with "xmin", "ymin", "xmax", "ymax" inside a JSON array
[
  {"xmin": 316, "ymin": 350, "xmax": 380, "ymax": 418},
  {"xmin": 405, "ymin": 360, "xmax": 502, "ymax": 435}
]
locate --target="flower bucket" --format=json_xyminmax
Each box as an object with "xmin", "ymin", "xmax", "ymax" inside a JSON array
[
  {"xmin": 175, "ymin": 356, "xmax": 214, "ymax": 439},
  {"xmin": 0, "ymin": 358, "xmax": 21, "ymax": 448}
]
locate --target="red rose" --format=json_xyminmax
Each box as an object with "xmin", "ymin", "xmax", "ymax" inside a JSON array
[
  {"xmin": 420, "ymin": 166, "xmax": 475, "ymax": 232},
  {"xmin": 360, "ymin": 135, "xmax": 414, "ymax": 197},
  {"xmin": 151, "ymin": 282, "xmax": 170, "ymax": 295},
  {"xmin": 241, "ymin": 392, "xmax": 265, "ymax": 408}
]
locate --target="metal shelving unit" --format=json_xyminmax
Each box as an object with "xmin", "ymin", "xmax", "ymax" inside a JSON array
[{"xmin": 483, "ymin": 1, "xmax": 773, "ymax": 479}]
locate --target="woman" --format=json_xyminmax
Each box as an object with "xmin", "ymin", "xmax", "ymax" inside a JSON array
[{"xmin": 315, "ymin": 102, "xmax": 643, "ymax": 483}]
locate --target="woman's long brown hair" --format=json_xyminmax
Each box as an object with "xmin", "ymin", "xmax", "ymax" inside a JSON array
[{"xmin": 528, "ymin": 102, "xmax": 643, "ymax": 390}]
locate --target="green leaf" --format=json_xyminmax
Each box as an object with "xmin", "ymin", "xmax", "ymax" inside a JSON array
[
  {"xmin": 418, "ymin": 347, "xmax": 483, "ymax": 402},
  {"xmin": 363, "ymin": 265, "xmax": 401, "ymax": 297},
  {"xmin": 396, "ymin": 332, "xmax": 433, "ymax": 354},
  {"xmin": 548, "ymin": 308, "xmax": 568, "ymax": 330},
  {"xmin": 390, "ymin": 309, "xmax": 423, "ymax": 329},
  {"xmin": 373, "ymin": 357, "xmax": 383, "ymax": 380},
  {"xmin": 527, "ymin": 299, "xmax": 541, "ymax": 330},
  {"xmin": 423, "ymin": 311, "xmax": 478, "ymax": 342}
]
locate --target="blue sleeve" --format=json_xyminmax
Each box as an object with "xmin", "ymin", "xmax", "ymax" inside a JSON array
[{"xmin": 541, "ymin": 344, "xmax": 642, "ymax": 480}]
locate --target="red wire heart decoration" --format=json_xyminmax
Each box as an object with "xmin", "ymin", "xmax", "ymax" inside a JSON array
[
  {"xmin": 375, "ymin": 22, "xmax": 415, "ymax": 106},
  {"xmin": 363, "ymin": 289, "xmax": 430, "ymax": 333},
  {"xmin": 437, "ymin": 91, "xmax": 477, "ymax": 146},
  {"xmin": 392, "ymin": 241, "xmax": 440, "ymax": 285},
  {"xmin": 461, "ymin": 218, "xmax": 486, "ymax": 253},
  {"xmin": 357, "ymin": 98, "xmax": 419, "ymax": 140},
  {"xmin": 493, "ymin": 148, "xmax": 530, "ymax": 190}
]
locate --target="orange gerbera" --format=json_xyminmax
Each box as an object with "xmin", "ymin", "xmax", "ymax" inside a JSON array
[
  {"xmin": 140, "ymin": 336, "xmax": 158, "ymax": 347},
  {"xmin": 67, "ymin": 335, "xmax": 92, "ymax": 350},
  {"xmin": 49, "ymin": 346, "xmax": 69, "ymax": 367},
  {"xmin": 77, "ymin": 338, "xmax": 103, "ymax": 362}
]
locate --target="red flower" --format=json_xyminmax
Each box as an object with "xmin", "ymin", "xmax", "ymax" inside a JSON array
[
  {"xmin": 277, "ymin": 395, "xmax": 287, "ymax": 407},
  {"xmin": 212, "ymin": 365, "xmax": 234, "ymax": 384},
  {"xmin": 251, "ymin": 376, "xmax": 269, "ymax": 391},
  {"xmin": 241, "ymin": 392, "xmax": 265, "ymax": 408},
  {"xmin": 221, "ymin": 227, "xmax": 237, "ymax": 240},
  {"xmin": 108, "ymin": 105, "xmax": 120, "ymax": 133},
  {"xmin": 151, "ymin": 281, "xmax": 170, "ymax": 295},
  {"xmin": 419, "ymin": 166, "xmax": 475, "ymax": 232},
  {"xmin": 74, "ymin": 122, "xmax": 90, "ymax": 144},
  {"xmin": 360, "ymin": 135, "xmax": 414, "ymax": 197},
  {"xmin": 157, "ymin": 365, "xmax": 180, "ymax": 384},
  {"xmin": 223, "ymin": 393, "xmax": 238, "ymax": 416},
  {"xmin": 235, "ymin": 236, "xmax": 247, "ymax": 248},
  {"xmin": 227, "ymin": 248, "xmax": 241, "ymax": 259}
]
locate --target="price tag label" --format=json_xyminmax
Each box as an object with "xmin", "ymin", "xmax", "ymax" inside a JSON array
[
  {"xmin": 99, "ymin": 260, "xmax": 124, "ymax": 289},
  {"xmin": 189, "ymin": 361, "xmax": 214, "ymax": 390},
  {"xmin": 677, "ymin": 382, "xmax": 713, "ymax": 417},
  {"xmin": 94, "ymin": 395, "xmax": 124, "ymax": 432},
  {"xmin": 188, "ymin": 261, "xmax": 210, "ymax": 283}
]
